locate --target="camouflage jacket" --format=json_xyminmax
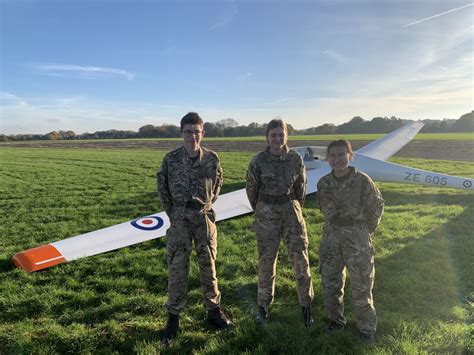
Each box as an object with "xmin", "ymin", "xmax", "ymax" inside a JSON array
[
  {"xmin": 157, "ymin": 146, "xmax": 223, "ymax": 217},
  {"xmin": 246, "ymin": 147, "xmax": 306, "ymax": 210},
  {"xmin": 316, "ymin": 167, "xmax": 384, "ymax": 233}
]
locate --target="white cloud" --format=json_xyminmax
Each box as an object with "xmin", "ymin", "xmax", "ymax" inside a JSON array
[
  {"xmin": 323, "ymin": 49, "xmax": 347, "ymax": 64},
  {"xmin": 0, "ymin": 93, "xmax": 184, "ymax": 134},
  {"xmin": 33, "ymin": 64, "xmax": 135, "ymax": 80},
  {"xmin": 209, "ymin": 0, "xmax": 238, "ymax": 30}
]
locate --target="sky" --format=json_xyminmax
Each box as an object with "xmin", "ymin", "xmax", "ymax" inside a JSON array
[{"xmin": 1, "ymin": 0, "xmax": 473, "ymax": 134}]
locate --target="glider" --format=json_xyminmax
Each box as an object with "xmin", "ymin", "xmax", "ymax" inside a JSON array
[{"xmin": 12, "ymin": 121, "xmax": 473, "ymax": 272}]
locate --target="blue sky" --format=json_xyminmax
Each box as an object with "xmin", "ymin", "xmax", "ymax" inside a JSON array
[{"xmin": 1, "ymin": 0, "xmax": 472, "ymax": 134}]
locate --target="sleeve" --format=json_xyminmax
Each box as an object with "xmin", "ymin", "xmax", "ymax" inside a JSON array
[
  {"xmin": 157, "ymin": 157, "xmax": 173, "ymax": 216},
  {"xmin": 294, "ymin": 155, "xmax": 307, "ymax": 206},
  {"xmin": 211, "ymin": 156, "xmax": 223, "ymax": 204},
  {"xmin": 246, "ymin": 159, "xmax": 260, "ymax": 211},
  {"xmin": 362, "ymin": 177, "xmax": 385, "ymax": 234}
]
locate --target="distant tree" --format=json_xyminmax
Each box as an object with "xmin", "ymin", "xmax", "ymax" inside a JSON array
[
  {"xmin": 247, "ymin": 122, "xmax": 265, "ymax": 136},
  {"xmin": 337, "ymin": 116, "xmax": 366, "ymax": 133},
  {"xmin": 59, "ymin": 130, "xmax": 77, "ymax": 140},
  {"xmin": 215, "ymin": 118, "xmax": 239, "ymax": 128},
  {"xmin": 138, "ymin": 124, "xmax": 159, "ymax": 138},
  {"xmin": 0, "ymin": 134, "xmax": 8, "ymax": 142},
  {"xmin": 45, "ymin": 131, "xmax": 61, "ymax": 140},
  {"xmin": 451, "ymin": 111, "xmax": 474, "ymax": 132},
  {"xmin": 286, "ymin": 123, "xmax": 295, "ymax": 135},
  {"xmin": 204, "ymin": 122, "xmax": 224, "ymax": 136},
  {"xmin": 316, "ymin": 123, "xmax": 337, "ymax": 134}
]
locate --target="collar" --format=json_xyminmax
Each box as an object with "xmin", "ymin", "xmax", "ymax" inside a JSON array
[
  {"xmin": 181, "ymin": 146, "xmax": 203, "ymax": 163},
  {"xmin": 265, "ymin": 145, "xmax": 290, "ymax": 161}
]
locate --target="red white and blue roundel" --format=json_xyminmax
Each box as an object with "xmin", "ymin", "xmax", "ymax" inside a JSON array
[{"xmin": 131, "ymin": 216, "xmax": 164, "ymax": 231}]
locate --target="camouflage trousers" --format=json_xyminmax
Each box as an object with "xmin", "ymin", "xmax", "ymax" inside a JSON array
[
  {"xmin": 319, "ymin": 223, "xmax": 377, "ymax": 335},
  {"xmin": 253, "ymin": 200, "xmax": 314, "ymax": 308},
  {"xmin": 165, "ymin": 211, "xmax": 221, "ymax": 315}
]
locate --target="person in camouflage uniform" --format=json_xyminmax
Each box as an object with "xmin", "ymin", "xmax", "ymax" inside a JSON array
[
  {"xmin": 157, "ymin": 112, "xmax": 233, "ymax": 348},
  {"xmin": 246, "ymin": 119, "xmax": 314, "ymax": 327},
  {"xmin": 316, "ymin": 139, "xmax": 384, "ymax": 346}
]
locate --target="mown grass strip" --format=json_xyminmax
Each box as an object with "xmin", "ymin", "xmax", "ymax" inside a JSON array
[{"xmin": 1, "ymin": 132, "xmax": 472, "ymax": 144}]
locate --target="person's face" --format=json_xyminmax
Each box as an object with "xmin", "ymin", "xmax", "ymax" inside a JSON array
[
  {"xmin": 181, "ymin": 123, "xmax": 204, "ymax": 151},
  {"xmin": 327, "ymin": 145, "xmax": 352, "ymax": 173},
  {"xmin": 267, "ymin": 127, "xmax": 287, "ymax": 154}
]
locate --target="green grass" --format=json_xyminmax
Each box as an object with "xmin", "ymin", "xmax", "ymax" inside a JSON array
[
  {"xmin": 1, "ymin": 132, "xmax": 473, "ymax": 144},
  {"xmin": 0, "ymin": 148, "xmax": 473, "ymax": 354}
]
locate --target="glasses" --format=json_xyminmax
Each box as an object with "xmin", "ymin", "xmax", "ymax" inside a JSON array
[{"xmin": 182, "ymin": 130, "xmax": 203, "ymax": 136}]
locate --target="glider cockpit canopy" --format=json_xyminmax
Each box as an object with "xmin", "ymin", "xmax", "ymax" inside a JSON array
[{"xmin": 291, "ymin": 146, "xmax": 328, "ymax": 170}]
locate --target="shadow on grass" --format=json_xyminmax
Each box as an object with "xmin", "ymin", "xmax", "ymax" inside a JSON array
[
  {"xmin": 372, "ymin": 200, "xmax": 472, "ymax": 352},
  {"xmin": 0, "ymin": 257, "xmax": 15, "ymax": 273}
]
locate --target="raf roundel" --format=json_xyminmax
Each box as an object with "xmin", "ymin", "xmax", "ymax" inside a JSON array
[{"xmin": 131, "ymin": 216, "xmax": 164, "ymax": 231}]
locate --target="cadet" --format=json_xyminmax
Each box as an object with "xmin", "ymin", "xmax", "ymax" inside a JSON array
[
  {"xmin": 316, "ymin": 139, "xmax": 384, "ymax": 346},
  {"xmin": 157, "ymin": 112, "xmax": 233, "ymax": 348},
  {"xmin": 246, "ymin": 118, "xmax": 314, "ymax": 327}
]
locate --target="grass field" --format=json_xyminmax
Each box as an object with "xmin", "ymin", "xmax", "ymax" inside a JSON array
[
  {"xmin": 1, "ymin": 132, "xmax": 473, "ymax": 144},
  {"xmin": 1, "ymin": 147, "xmax": 473, "ymax": 354}
]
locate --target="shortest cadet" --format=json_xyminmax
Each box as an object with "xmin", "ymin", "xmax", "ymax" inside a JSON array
[
  {"xmin": 246, "ymin": 118, "xmax": 314, "ymax": 327},
  {"xmin": 157, "ymin": 112, "xmax": 233, "ymax": 348},
  {"xmin": 316, "ymin": 139, "xmax": 384, "ymax": 346}
]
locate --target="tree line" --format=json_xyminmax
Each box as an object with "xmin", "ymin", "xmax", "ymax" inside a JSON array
[{"xmin": 1, "ymin": 111, "xmax": 472, "ymax": 142}]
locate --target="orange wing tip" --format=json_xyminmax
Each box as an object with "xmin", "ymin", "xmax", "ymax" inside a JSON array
[{"xmin": 12, "ymin": 244, "xmax": 66, "ymax": 272}]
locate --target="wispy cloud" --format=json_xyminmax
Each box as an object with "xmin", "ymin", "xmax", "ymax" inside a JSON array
[
  {"xmin": 209, "ymin": 0, "xmax": 238, "ymax": 30},
  {"xmin": 403, "ymin": 3, "xmax": 474, "ymax": 27},
  {"xmin": 323, "ymin": 49, "xmax": 347, "ymax": 64},
  {"xmin": 0, "ymin": 91, "xmax": 28, "ymax": 107},
  {"xmin": 0, "ymin": 93, "xmax": 187, "ymax": 134},
  {"xmin": 33, "ymin": 64, "xmax": 135, "ymax": 80}
]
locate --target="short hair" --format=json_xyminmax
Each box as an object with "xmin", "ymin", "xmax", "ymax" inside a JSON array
[
  {"xmin": 327, "ymin": 139, "xmax": 354, "ymax": 158},
  {"xmin": 265, "ymin": 118, "xmax": 288, "ymax": 137},
  {"xmin": 180, "ymin": 112, "xmax": 204, "ymax": 131}
]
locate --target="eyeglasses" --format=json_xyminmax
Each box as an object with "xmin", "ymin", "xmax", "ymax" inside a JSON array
[{"xmin": 182, "ymin": 130, "xmax": 203, "ymax": 136}]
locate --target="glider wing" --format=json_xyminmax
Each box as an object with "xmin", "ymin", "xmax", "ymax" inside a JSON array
[{"xmin": 355, "ymin": 121, "xmax": 425, "ymax": 160}]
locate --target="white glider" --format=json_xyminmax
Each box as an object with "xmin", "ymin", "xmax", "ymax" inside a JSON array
[{"xmin": 12, "ymin": 122, "xmax": 473, "ymax": 272}]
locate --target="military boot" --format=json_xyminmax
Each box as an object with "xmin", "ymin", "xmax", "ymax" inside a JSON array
[
  {"xmin": 326, "ymin": 321, "xmax": 345, "ymax": 334},
  {"xmin": 161, "ymin": 313, "xmax": 179, "ymax": 348},
  {"xmin": 302, "ymin": 306, "xmax": 315, "ymax": 327},
  {"xmin": 207, "ymin": 307, "xmax": 234, "ymax": 329},
  {"xmin": 359, "ymin": 332, "xmax": 375, "ymax": 346},
  {"xmin": 259, "ymin": 306, "xmax": 270, "ymax": 323}
]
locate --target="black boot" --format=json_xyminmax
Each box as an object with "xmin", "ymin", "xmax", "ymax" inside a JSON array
[
  {"xmin": 207, "ymin": 307, "xmax": 234, "ymax": 329},
  {"xmin": 359, "ymin": 331, "xmax": 375, "ymax": 346},
  {"xmin": 161, "ymin": 313, "xmax": 179, "ymax": 348},
  {"xmin": 326, "ymin": 321, "xmax": 345, "ymax": 334},
  {"xmin": 259, "ymin": 306, "xmax": 270, "ymax": 323},
  {"xmin": 302, "ymin": 306, "xmax": 314, "ymax": 328}
]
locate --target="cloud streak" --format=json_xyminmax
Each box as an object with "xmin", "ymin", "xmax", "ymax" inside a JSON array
[
  {"xmin": 403, "ymin": 3, "xmax": 474, "ymax": 27},
  {"xmin": 209, "ymin": 0, "xmax": 238, "ymax": 30},
  {"xmin": 323, "ymin": 49, "xmax": 347, "ymax": 64},
  {"xmin": 34, "ymin": 64, "xmax": 135, "ymax": 80}
]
